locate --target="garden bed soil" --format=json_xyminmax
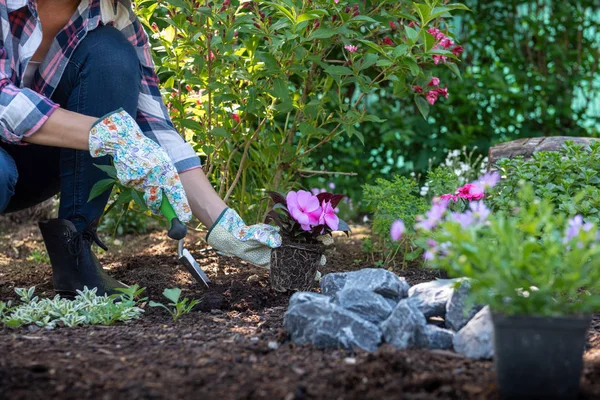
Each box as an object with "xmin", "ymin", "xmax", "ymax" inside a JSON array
[{"xmin": 1, "ymin": 221, "xmax": 600, "ymax": 400}]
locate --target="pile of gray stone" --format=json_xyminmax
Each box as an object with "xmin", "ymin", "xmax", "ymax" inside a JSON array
[{"xmin": 283, "ymin": 268, "xmax": 494, "ymax": 359}]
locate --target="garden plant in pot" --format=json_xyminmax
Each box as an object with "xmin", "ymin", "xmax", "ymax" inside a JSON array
[
  {"xmin": 408, "ymin": 180, "xmax": 600, "ymax": 400},
  {"xmin": 266, "ymin": 190, "xmax": 350, "ymax": 292}
]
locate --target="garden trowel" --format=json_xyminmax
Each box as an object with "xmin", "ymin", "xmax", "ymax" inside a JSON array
[{"xmin": 159, "ymin": 195, "xmax": 211, "ymax": 287}]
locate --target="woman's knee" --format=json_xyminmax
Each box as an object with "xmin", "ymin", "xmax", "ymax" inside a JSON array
[
  {"xmin": 77, "ymin": 25, "xmax": 141, "ymax": 85},
  {"xmin": 0, "ymin": 149, "xmax": 18, "ymax": 213}
]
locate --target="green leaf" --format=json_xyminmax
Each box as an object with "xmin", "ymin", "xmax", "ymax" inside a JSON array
[
  {"xmin": 446, "ymin": 3, "xmax": 471, "ymax": 11},
  {"xmin": 359, "ymin": 53, "xmax": 379, "ymax": 71},
  {"xmin": 308, "ymin": 28, "xmax": 337, "ymax": 39},
  {"xmin": 363, "ymin": 114, "xmax": 386, "ymax": 123},
  {"xmin": 429, "ymin": 7, "xmax": 452, "ymax": 21},
  {"xmin": 94, "ymin": 164, "xmax": 117, "ymax": 179},
  {"xmin": 324, "ymin": 65, "xmax": 353, "ymax": 77},
  {"xmin": 446, "ymin": 62, "xmax": 462, "ymax": 80},
  {"xmin": 162, "ymin": 288, "xmax": 182, "ymax": 304},
  {"xmin": 131, "ymin": 190, "xmax": 148, "ymax": 211},
  {"xmin": 296, "ymin": 12, "xmax": 321, "ymax": 24},
  {"xmin": 88, "ymin": 179, "xmax": 115, "ymax": 202},
  {"xmin": 179, "ymin": 119, "xmax": 203, "ymax": 132},
  {"xmin": 349, "ymin": 15, "xmax": 378, "ymax": 24},
  {"xmin": 273, "ymin": 79, "xmax": 290, "ymax": 102},
  {"xmin": 404, "ymin": 26, "xmax": 419, "ymax": 45},
  {"xmin": 357, "ymin": 39, "xmax": 385, "ymax": 54},
  {"xmin": 415, "ymin": 95, "xmax": 430, "ymax": 119},
  {"xmin": 264, "ymin": 2, "xmax": 295, "ymax": 23},
  {"xmin": 210, "ymin": 127, "xmax": 231, "ymax": 138},
  {"xmin": 393, "ymin": 45, "xmax": 409, "ymax": 59},
  {"xmin": 148, "ymin": 301, "xmax": 171, "ymax": 312},
  {"xmin": 164, "ymin": 0, "xmax": 188, "ymax": 10}
]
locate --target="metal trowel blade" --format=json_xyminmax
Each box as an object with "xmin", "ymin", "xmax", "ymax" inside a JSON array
[{"xmin": 179, "ymin": 248, "xmax": 211, "ymax": 287}]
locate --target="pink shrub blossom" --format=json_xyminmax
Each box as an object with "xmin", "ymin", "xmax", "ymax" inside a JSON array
[
  {"xmin": 426, "ymin": 90, "xmax": 438, "ymax": 105},
  {"xmin": 428, "ymin": 77, "xmax": 440, "ymax": 87},
  {"xmin": 413, "ymin": 85, "xmax": 423, "ymax": 93},
  {"xmin": 436, "ymin": 87, "xmax": 449, "ymax": 98},
  {"xmin": 452, "ymin": 46, "xmax": 464, "ymax": 57},
  {"xmin": 286, "ymin": 190, "xmax": 322, "ymax": 231},
  {"xmin": 383, "ymin": 36, "xmax": 394, "ymax": 46},
  {"xmin": 344, "ymin": 44, "xmax": 358, "ymax": 53}
]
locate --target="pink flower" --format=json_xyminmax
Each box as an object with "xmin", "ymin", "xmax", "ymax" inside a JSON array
[
  {"xmin": 426, "ymin": 90, "xmax": 438, "ymax": 105},
  {"xmin": 389, "ymin": 21, "xmax": 397, "ymax": 29},
  {"xmin": 286, "ymin": 190, "xmax": 322, "ymax": 231},
  {"xmin": 440, "ymin": 37, "xmax": 454, "ymax": 49},
  {"xmin": 334, "ymin": 0, "xmax": 339, "ymax": 3},
  {"xmin": 231, "ymin": 113, "xmax": 241, "ymax": 123},
  {"xmin": 413, "ymin": 85, "xmax": 423, "ymax": 93},
  {"xmin": 436, "ymin": 87, "xmax": 449, "ymax": 98},
  {"xmin": 344, "ymin": 44, "xmax": 358, "ymax": 53},
  {"xmin": 452, "ymin": 45, "xmax": 464, "ymax": 57},
  {"xmin": 408, "ymin": 21, "xmax": 419, "ymax": 28},
  {"xmin": 440, "ymin": 193, "xmax": 458, "ymax": 202},
  {"xmin": 319, "ymin": 201, "xmax": 339, "ymax": 231},
  {"xmin": 456, "ymin": 184, "xmax": 484, "ymax": 201},
  {"xmin": 427, "ymin": 77, "xmax": 440, "ymax": 87},
  {"xmin": 383, "ymin": 36, "xmax": 394, "ymax": 46},
  {"xmin": 432, "ymin": 54, "xmax": 447, "ymax": 64},
  {"xmin": 390, "ymin": 219, "xmax": 405, "ymax": 241}
]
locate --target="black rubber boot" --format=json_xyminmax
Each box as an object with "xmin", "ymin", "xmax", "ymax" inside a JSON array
[{"xmin": 38, "ymin": 218, "xmax": 127, "ymax": 298}]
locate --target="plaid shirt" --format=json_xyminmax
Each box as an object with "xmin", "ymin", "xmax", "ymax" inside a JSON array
[{"xmin": 0, "ymin": 0, "xmax": 200, "ymax": 173}]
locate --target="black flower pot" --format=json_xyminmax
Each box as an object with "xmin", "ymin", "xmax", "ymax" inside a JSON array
[{"xmin": 492, "ymin": 313, "xmax": 591, "ymax": 400}]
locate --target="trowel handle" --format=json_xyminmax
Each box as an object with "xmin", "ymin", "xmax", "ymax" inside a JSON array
[{"xmin": 159, "ymin": 194, "xmax": 187, "ymax": 240}]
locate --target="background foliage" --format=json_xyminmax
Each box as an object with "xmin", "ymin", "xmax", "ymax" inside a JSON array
[{"xmin": 305, "ymin": 0, "xmax": 600, "ymax": 209}]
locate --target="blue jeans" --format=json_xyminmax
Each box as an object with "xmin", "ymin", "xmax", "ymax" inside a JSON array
[{"xmin": 0, "ymin": 25, "xmax": 141, "ymax": 231}]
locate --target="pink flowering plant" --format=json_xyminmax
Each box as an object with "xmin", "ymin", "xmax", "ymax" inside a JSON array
[
  {"xmin": 266, "ymin": 190, "xmax": 350, "ymax": 243},
  {"xmin": 394, "ymin": 183, "xmax": 600, "ymax": 316},
  {"xmin": 136, "ymin": 0, "xmax": 468, "ymax": 222}
]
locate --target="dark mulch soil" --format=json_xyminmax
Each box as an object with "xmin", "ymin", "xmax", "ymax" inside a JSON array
[{"xmin": 1, "ymin": 222, "xmax": 600, "ymax": 400}]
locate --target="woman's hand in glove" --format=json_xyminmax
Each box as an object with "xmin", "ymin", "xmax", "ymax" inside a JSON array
[{"xmin": 88, "ymin": 109, "xmax": 191, "ymax": 222}]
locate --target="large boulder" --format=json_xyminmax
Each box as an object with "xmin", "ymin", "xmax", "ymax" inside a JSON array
[
  {"xmin": 380, "ymin": 299, "xmax": 426, "ymax": 349},
  {"xmin": 445, "ymin": 280, "xmax": 483, "ymax": 331},
  {"xmin": 284, "ymin": 296, "xmax": 382, "ymax": 352},
  {"xmin": 453, "ymin": 306, "xmax": 494, "ymax": 359},
  {"xmin": 289, "ymin": 292, "xmax": 331, "ymax": 308},
  {"xmin": 408, "ymin": 278, "xmax": 459, "ymax": 318},
  {"xmin": 320, "ymin": 269, "xmax": 410, "ymax": 300},
  {"xmin": 418, "ymin": 325, "xmax": 455, "ymax": 350},
  {"xmin": 333, "ymin": 288, "xmax": 394, "ymax": 325}
]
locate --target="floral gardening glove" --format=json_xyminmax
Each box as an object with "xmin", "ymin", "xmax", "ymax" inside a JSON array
[
  {"xmin": 88, "ymin": 109, "xmax": 192, "ymax": 222},
  {"xmin": 205, "ymin": 208, "xmax": 282, "ymax": 269}
]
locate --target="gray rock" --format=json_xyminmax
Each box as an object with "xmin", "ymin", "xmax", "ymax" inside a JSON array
[
  {"xmin": 333, "ymin": 288, "xmax": 394, "ymax": 325},
  {"xmin": 284, "ymin": 298, "xmax": 382, "ymax": 352},
  {"xmin": 453, "ymin": 306, "xmax": 494, "ymax": 359},
  {"xmin": 380, "ymin": 299, "xmax": 426, "ymax": 349},
  {"xmin": 445, "ymin": 280, "xmax": 483, "ymax": 331},
  {"xmin": 408, "ymin": 278, "xmax": 459, "ymax": 318},
  {"xmin": 418, "ymin": 325, "xmax": 455, "ymax": 350},
  {"xmin": 320, "ymin": 269, "xmax": 410, "ymax": 300},
  {"xmin": 288, "ymin": 292, "xmax": 331, "ymax": 308},
  {"xmin": 320, "ymin": 272, "xmax": 347, "ymax": 297}
]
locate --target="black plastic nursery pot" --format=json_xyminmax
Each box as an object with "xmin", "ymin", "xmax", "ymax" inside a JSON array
[
  {"xmin": 492, "ymin": 313, "xmax": 591, "ymax": 400},
  {"xmin": 269, "ymin": 241, "xmax": 324, "ymax": 292}
]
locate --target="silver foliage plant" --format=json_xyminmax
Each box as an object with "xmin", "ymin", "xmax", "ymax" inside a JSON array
[{"xmin": 0, "ymin": 286, "xmax": 145, "ymax": 329}]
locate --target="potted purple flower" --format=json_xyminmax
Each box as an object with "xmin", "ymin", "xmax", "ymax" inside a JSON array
[{"xmin": 266, "ymin": 190, "xmax": 350, "ymax": 292}]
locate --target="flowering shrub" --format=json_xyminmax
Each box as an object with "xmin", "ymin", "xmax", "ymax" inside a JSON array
[
  {"xmin": 135, "ymin": 0, "xmax": 468, "ymax": 222},
  {"xmin": 266, "ymin": 190, "xmax": 350, "ymax": 243},
  {"xmin": 396, "ymin": 182, "xmax": 600, "ymax": 316}
]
